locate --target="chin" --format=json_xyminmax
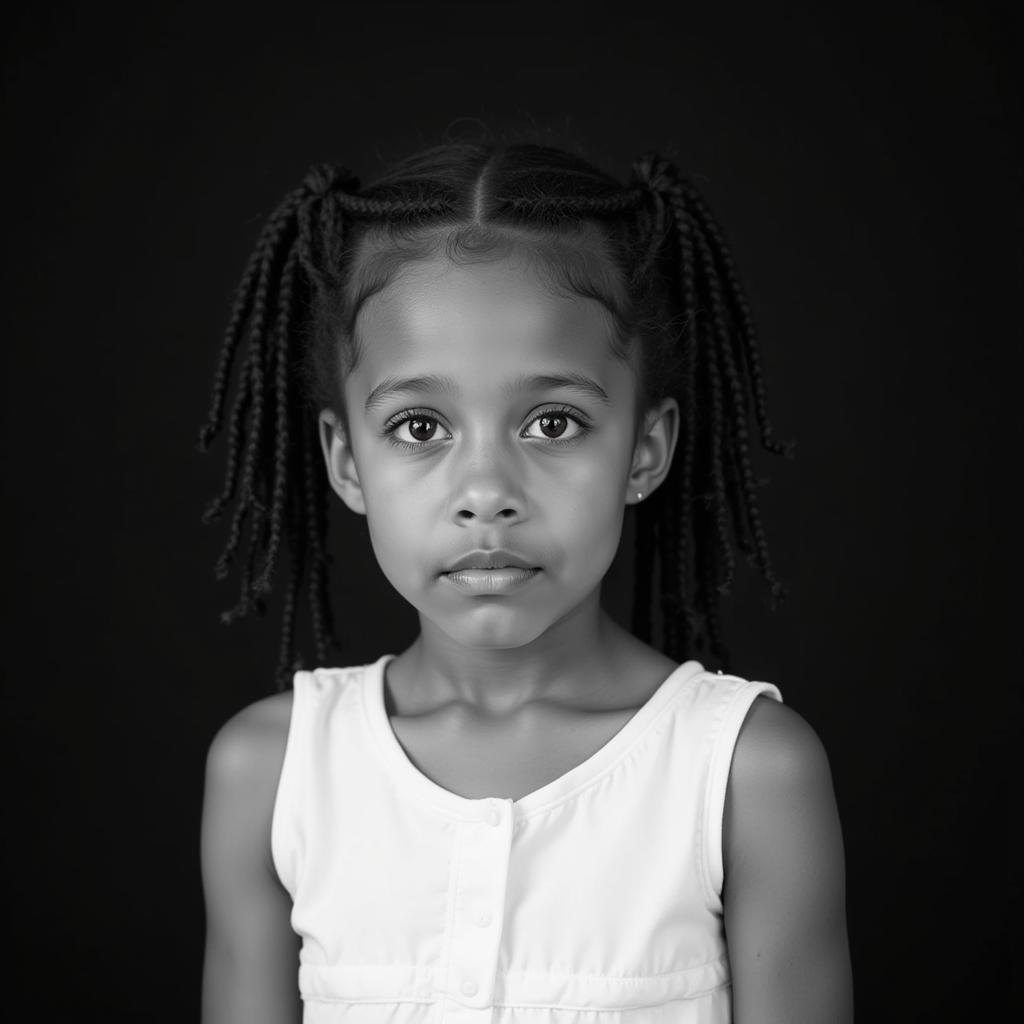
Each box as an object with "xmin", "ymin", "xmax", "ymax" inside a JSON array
[{"xmin": 435, "ymin": 606, "xmax": 554, "ymax": 651}]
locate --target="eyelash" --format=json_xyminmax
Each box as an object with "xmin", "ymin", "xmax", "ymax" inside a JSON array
[{"xmin": 382, "ymin": 405, "xmax": 591, "ymax": 451}]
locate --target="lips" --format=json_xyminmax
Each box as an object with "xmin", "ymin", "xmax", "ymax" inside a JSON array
[
  {"xmin": 441, "ymin": 549, "xmax": 542, "ymax": 594},
  {"xmin": 443, "ymin": 549, "xmax": 539, "ymax": 573}
]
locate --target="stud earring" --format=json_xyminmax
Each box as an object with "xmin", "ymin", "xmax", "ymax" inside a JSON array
[{"xmin": 636, "ymin": 491, "xmax": 644, "ymax": 502}]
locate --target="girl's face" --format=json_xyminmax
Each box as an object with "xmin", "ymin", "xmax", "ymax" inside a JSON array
[{"xmin": 320, "ymin": 253, "xmax": 677, "ymax": 652}]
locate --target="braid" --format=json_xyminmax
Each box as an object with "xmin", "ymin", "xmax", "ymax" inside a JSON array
[
  {"xmin": 302, "ymin": 415, "xmax": 335, "ymax": 666},
  {"xmin": 276, "ymin": 509, "xmax": 304, "ymax": 691},
  {"xmin": 657, "ymin": 485, "xmax": 682, "ymax": 657},
  {"xmin": 202, "ymin": 338, "xmax": 255, "ymax": 529},
  {"xmin": 698, "ymin": 526, "xmax": 728, "ymax": 665},
  {"xmin": 692, "ymin": 206, "xmax": 786, "ymax": 605},
  {"xmin": 200, "ymin": 173, "xmax": 347, "ymax": 684},
  {"xmin": 197, "ymin": 239, "xmax": 265, "ymax": 453},
  {"xmin": 254, "ymin": 243, "xmax": 300, "ymax": 596},
  {"xmin": 679, "ymin": 182, "xmax": 793, "ymax": 460},
  {"xmin": 505, "ymin": 191, "xmax": 645, "ymax": 217},
  {"xmin": 209, "ymin": 202, "xmax": 296, "ymax": 616},
  {"xmin": 197, "ymin": 183, "xmax": 307, "ymax": 459},
  {"xmin": 629, "ymin": 154, "xmax": 791, "ymax": 664},
  {"xmin": 700, "ymin": 277, "xmax": 738, "ymax": 596},
  {"xmin": 667, "ymin": 190, "xmax": 702, "ymax": 650}
]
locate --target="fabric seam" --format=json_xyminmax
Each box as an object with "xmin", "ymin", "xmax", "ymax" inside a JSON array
[
  {"xmin": 269, "ymin": 670, "xmax": 305, "ymax": 895},
  {"xmin": 697, "ymin": 679, "xmax": 781, "ymax": 910}
]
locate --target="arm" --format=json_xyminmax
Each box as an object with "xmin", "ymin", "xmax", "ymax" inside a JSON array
[
  {"xmin": 722, "ymin": 696, "xmax": 854, "ymax": 1024},
  {"xmin": 200, "ymin": 692, "xmax": 302, "ymax": 1024}
]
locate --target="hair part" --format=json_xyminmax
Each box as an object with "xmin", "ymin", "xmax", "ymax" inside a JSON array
[{"xmin": 198, "ymin": 140, "xmax": 793, "ymax": 688}]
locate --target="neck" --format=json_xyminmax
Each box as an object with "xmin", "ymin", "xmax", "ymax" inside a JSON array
[{"xmin": 392, "ymin": 590, "xmax": 630, "ymax": 717}]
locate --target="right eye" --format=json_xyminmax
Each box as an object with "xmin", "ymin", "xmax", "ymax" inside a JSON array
[
  {"xmin": 397, "ymin": 417, "xmax": 440, "ymax": 442},
  {"xmin": 386, "ymin": 411, "xmax": 453, "ymax": 447}
]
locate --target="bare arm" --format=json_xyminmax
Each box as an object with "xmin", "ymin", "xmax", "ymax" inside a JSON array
[
  {"xmin": 723, "ymin": 697, "xmax": 854, "ymax": 1024},
  {"xmin": 200, "ymin": 692, "xmax": 302, "ymax": 1024}
]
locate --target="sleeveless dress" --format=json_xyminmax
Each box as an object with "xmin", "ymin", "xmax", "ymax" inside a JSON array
[{"xmin": 272, "ymin": 654, "xmax": 783, "ymax": 1023}]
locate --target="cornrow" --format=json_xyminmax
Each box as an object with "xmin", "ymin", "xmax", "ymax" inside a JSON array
[
  {"xmin": 506, "ymin": 190, "xmax": 645, "ymax": 216},
  {"xmin": 198, "ymin": 142, "xmax": 791, "ymax": 687}
]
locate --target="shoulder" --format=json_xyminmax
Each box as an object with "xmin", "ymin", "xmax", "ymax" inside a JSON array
[
  {"xmin": 721, "ymin": 695, "xmax": 854, "ymax": 1019},
  {"xmin": 730, "ymin": 694, "xmax": 831, "ymax": 795},
  {"xmin": 200, "ymin": 691, "xmax": 304, "ymax": 1022},
  {"xmin": 722, "ymin": 691, "xmax": 846, "ymax": 909},
  {"xmin": 724, "ymin": 696, "xmax": 836, "ymax": 860},
  {"xmin": 205, "ymin": 690, "xmax": 295, "ymax": 792},
  {"xmin": 202, "ymin": 690, "xmax": 295, "ymax": 872}
]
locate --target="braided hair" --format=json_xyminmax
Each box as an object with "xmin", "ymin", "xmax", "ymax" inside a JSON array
[{"xmin": 197, "ymin": 142, "xmax": 793, "ymax": 689}]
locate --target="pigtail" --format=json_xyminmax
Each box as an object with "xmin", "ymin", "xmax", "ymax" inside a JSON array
[
  {"xmin": 629, "ymin": 155, "xmax": 793, "ymax": 668},
  {"xmin": 198, "ymin": 166, "xmax": 358, "ymax": 688},
  {"xmin": 198, "ymin": 165, "xmax": 456, "ymax": 688}
]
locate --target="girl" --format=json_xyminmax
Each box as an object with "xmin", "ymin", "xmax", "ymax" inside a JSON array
[{"xmin": 198, "ymin": 141, "xmax": 853, "ymax": 1024}]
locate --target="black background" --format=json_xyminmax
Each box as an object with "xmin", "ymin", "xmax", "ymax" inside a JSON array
[{"xmin": 3, "ymin": 2, "xmax": 1020, "ymax": 1019}]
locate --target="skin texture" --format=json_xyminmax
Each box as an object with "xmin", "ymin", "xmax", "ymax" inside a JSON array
[{"xmin": 200, "ymin": 252, "xmax": 853, "ymax": 1023}]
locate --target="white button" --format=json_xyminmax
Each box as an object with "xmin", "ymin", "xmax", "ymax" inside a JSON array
[
  {"xmin": 461, "ymin": 979, "xmax": 478, "ymax": 996},
  {"xmin": 476, "ymin": 909, "xmax": 493, "ymax": 927},
  {"xmin": 486, "ymin": 808, "xmax": 501, "ymax": 826}
]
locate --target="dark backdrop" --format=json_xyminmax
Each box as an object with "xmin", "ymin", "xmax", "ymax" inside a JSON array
[{"xmin": 3, "ymin": 2, "xmax": 1019, "ymax": 1019}]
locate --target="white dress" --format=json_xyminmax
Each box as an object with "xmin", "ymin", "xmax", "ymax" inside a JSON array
[{"xmin": 272, "ymin": 655, "xmax": 783, "ymax": 1023}]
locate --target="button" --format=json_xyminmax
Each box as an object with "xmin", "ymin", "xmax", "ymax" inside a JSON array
[
  {"xmin": 461, "ymin": 979, "xmax": 478, "ymax": 996},
  {"xmin": 486, "ymin": 808, "xmax": 501, "ymax": 826},
  {"xmin": 476, "ymin": 909, "xmax": 493, "ymax": 927}
]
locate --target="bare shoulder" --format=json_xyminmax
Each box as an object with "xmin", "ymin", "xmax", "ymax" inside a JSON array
[
  {"xmin": 206, "ymin": 690, "xmax": 294, "ymax": 792},
  {"xmin": 731, "ymin": 695, "xmax": 831, "ymax": 792},
  {"xmin": 201, "ymin": 689, "xmax": 303, "ymax": 1023},
  {"xmin": 203, "ymin": 690, "xmax": 295, "ymax": 871},
  {"xmin": 724, "ymin": 695, "xmax": 837, "ymax": 866},
  {"xmin": 722, "ymin": 695, "xmax": 854, "ymax": 1022}
]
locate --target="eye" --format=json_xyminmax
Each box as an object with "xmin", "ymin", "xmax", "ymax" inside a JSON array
[
  {"xmin": 400, "ymin": 417, "xmax": 440, "ymax": 442},
  {"xmin": 385, "ymin": 411, "xmax": 453, "ymax": 447},
  {"xmin": 522, "ymin": 409, "xmax": 586, "ymax": 441}
]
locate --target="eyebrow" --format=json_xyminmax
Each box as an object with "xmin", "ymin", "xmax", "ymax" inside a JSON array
[
  {"xmin": 364, "ymin": 375, "xmax": 459, "ymax": 413},
  {"xmin": 363, "ymin": 371, "xmax": 611, "ymax": 413},
  {"xmin": 507, "ymin": 373, "xmax": 610, "ymax": 405}
]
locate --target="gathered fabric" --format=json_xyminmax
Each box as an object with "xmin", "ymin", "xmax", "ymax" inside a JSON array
[{"xmin": 272, "ymin": 655, "xmax": 783, "ymax": 1023}]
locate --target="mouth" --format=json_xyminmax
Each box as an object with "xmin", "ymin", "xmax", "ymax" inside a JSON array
[
  {"xmin": 442, "ymin": 566, "xmax": 541, "ymax": 592},
  {"xmin": 441, "ymin": 550, "xmax": 541, "ymax": 592},
  {"xmin": 443, "ymin": 549, "xmax": 539, "ymax": 573}
]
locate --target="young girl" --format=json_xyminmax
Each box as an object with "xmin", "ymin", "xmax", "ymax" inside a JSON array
[{"xmin": 198, "ymin": 141, "xmax": 853, "ymax": 1024}]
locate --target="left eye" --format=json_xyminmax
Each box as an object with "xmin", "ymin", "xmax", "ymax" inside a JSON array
[{"xmin": 522, "ymin": 412, "xmax": 583, "ymax": 440}]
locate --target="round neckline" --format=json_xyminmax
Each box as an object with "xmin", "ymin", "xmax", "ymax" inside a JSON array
[{"xmin": 360, "ymin": 653, "xmax": 706, "ymax": 820}]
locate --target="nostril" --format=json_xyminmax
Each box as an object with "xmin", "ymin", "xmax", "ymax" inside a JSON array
[{"xmin": 455, "ymin": 507, "xmax": 518, "ymax": 523}]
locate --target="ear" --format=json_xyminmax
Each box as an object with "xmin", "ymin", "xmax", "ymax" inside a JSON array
[
  {"xmin": 626, "ymin": 397, "xmax": 680, "ymax": 505},
  {"xmin": 318, "ymin": 409, "xmax": 366, "ymax": 515}
]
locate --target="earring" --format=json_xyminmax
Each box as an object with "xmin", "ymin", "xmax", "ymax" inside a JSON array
[{"xmin": 636, "ymin": 491, "xmax": 644, "ymax": 502}]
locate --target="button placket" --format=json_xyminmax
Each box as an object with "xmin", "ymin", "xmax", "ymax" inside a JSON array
[{"xmin": 442, "ymin": 799, "xmax": 513, "ymax": 1018}]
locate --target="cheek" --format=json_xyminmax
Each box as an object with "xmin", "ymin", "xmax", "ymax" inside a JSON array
[
  {"xmin": 365, "ymin": 502, "xmax": 420, "ymax": 562},
  {"xmin": 549, "ymin": 451, "xmax": 630, "ymax": 547}
]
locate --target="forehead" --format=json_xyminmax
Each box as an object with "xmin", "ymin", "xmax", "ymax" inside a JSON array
[{"xmin": 347, "ymin": 254, "xmax": 634, "ymax": 401}]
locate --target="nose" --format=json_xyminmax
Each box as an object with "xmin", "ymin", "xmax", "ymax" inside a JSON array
[{"xmin": 449, "ymin": 442, "xmax": 526, "ymax": 525}]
